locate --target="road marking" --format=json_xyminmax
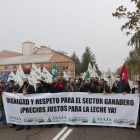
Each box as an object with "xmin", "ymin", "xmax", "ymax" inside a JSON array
[
  {"xmin": 52, "ymin": 126, "xmax": 68, "ymax": 140},
  {"xmin": 60, "ymin": 129, "xmax": 73, "ymax": 140}
]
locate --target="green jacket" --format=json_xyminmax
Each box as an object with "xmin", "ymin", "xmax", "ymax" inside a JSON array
[
  {"xmin": 65, "ymin": 84, "xmax": 79, "ymax": 92},
  {"xmin": 95, "ymin": 84, "xmax": 111, "ymax": 93}
]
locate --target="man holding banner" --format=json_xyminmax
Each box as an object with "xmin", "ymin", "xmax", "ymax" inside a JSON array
[
  {"xmin": 0, "ymin": 82, "xmax": 7, "ymax": 128},
  {"xmin": 37, "ymin": 77, "xmax": 64, "ymax": 128},
  {"xmin": 96, "ymin": 79, "xmax": 111, "ymax": 94},
  {"xmin": 65, "ymin": 79, "xmax": 79, "ymax": 92},
  {"xmin": 16, "ymin": 78, "xmax": 35, "ymax": 131},
  {"xmin": 6, "ymin": 80, "xmax": 20, "ymax": 93},
  {"xmin": 112, "ymin": 74, "xmax": 131, "ymax": 94},
  {"xmin": 80, "ymin": 80, "xmax": 95, "ymax": 93},
  {"xmin": 131, "ymin": 80, "xmax": 140, "ymax": 128},
  {"xmin": 17, "ymin": 78, "xmax": 35, "ymax": 95},
  {"xmin": 38, "ymin": 78, "xmax": 64, "ymax": 93},
  {"xmin": 6, "ymin": 80, "xmax": 20, "ymax": 129}
]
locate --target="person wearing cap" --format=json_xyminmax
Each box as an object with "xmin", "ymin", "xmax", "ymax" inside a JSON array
[{"xmin": 36, "ymin": 77, "xmax": 49, "ymax": 93}]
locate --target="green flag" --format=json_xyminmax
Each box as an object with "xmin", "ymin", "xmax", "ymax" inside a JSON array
[
  {"xmin": 50, "ymin": 62, "xmax": 55, "ymax": 74},
  {"xmin": 54, "ymin": 64, "xmax": 59, "ymax": 77},
  {"xmin": 50, "ymin": 62, "xmax": 59, "ymax": 78},
  {"xmin": 84, "ymin": 70, "xmax": 90, "ymax": 80}
]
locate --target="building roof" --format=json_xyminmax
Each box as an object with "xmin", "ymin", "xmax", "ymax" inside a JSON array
[
  {"xmin": 48, "ymin": 55, "xmax": 74, "ymax": 63},
  {"xmin": 0, "ymin": 54, "xmax": 53, "ymax": 65},
  {"xmin": 34, "ymin": 46, "xmax": 71, "ymax": 59},
  {"xmin": 7, "ymin": 50, "xmax": 22, "ymax": 56},
  {"xmin": 22, "ymin": 42, "xmax": 35, "ymax": 44},
  {"xmin": 0, "ymin": 50, "xmax": 22, "ymax": 58}
]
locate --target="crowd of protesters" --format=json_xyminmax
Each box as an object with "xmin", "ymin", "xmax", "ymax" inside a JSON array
[{"xmin": 0, "ymin": 74, "xmax": 140, "ymax": 131}]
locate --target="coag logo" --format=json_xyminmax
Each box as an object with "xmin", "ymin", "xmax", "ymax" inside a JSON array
[
  {"xmin": 24, "ymin": 118, "xmax": 33, "ymax": 122},
  {"xmin": 114, "ymin": 119, "xmax": 135, "ymax": 126},
  {"xmin": 68, "ymin": 117, "xmax": 88, "ymax": 123}
]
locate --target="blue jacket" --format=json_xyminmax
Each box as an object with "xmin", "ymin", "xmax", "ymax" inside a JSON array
[{"xmin": 112, "ymin": 80, "xmax": 131, "ymax": 93}]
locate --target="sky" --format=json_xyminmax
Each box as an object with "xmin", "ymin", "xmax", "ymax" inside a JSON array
[{"xmin": 0, "ymin": 0, "xmax": 136, "ymax": 72}]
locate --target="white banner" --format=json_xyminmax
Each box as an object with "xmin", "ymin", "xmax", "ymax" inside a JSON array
[{"xmin": 3, "ymin": 92, "xmax": 139, "ymax": 129}]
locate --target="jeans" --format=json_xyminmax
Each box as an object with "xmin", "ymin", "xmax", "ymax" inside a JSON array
[{"xmin": 0, "ymin": 105, "xmax": 7, "ymax": 126}]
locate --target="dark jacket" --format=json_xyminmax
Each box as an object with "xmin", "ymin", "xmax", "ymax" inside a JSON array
[
  {"xmin": 61, "ymin": 79, "xmax": 68, "ymax": 88},
  {"xmin": 0, "ymin": 87, "xmax": 6, "ymax": 106},
  {"xmin": 36, "ymin": 85, "xmax": 49, "ymax": 93},
  {"xmin": 18, "ymin": 84, "xmax": 35, "ymax": 94},
  {"xmin": 65, "ymin": 84, "xmax": 79, "ymax": 92},
  {"xmin": 131, "ymin": 88, "xmax": 140, "ymax": 94},
  {"xmin": 112, "ymin": 80, "xmax": 131, "ymax": 93},
  {"xmin": 41, "ymin": 81, "xmax": 64, "ymax": 93},
  {"xmin": 6, "ymin": 85, "xmax": 20, "ymax": 93},
  {"xmin": 80, "ymin": 84, "xmax": 95, "ymax": 93},
  {"xmin": 76, "ymin": 83, "xmax": 81, "ymax": 89}
]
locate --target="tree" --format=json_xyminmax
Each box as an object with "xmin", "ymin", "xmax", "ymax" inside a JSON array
[
  {"xmin": 116, "ymin": 51, "xmax": 139, "ymax": 80},
  {"xmin": 81, "ymin": 47, "xmax": 97, "ymax": 73},
  {"xmin": 71, "ymin": 51, "xmax": 81, "ymax": 75},
  {"xmin": 113, "ymin": 0, "xmax": 140, "ymax": 78},
  {"xmin": 112, "ymin": 0, "xmax": 140, "ymax": 36}
]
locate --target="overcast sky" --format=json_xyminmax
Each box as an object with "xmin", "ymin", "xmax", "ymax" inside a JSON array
[{"xmin": 0, "ymin": 0, "xmax": 136, "ymax": 72}]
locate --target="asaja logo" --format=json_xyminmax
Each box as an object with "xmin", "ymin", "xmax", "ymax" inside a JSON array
[
  {"xmin": 43, "ymin": 71, "xmax": 47, "ymax": 75},
  {"xmin": 114, "ymin": 119, "xmax": 135, "ymax": 126},
  {"xmin": 92, "ymin": 117, "xmax": 97, "ymax": 124},
  {"xmin": 47, "ymin": 116, "xmax": 67, "ymax": 123},
  {"xmin": 9, "ymin": 116, "xmax": 22, "ymax": 123},
  {"xmin": 10, "ymin": 75, "xmax": 13, "ymax": 78},
  {"xmin": 68, "ymin": 117, "xmax": 88, "ymax": 123},
  {"xmin": 35, "ymin": 71, "xmax": 41, "ymax": 76},
  {"xmin": 53, "ymin": 116, "xmax": 66, "ymax": 120},
  {"xmin": 92, "ymin": 117, "xmax": 112, "ymax": 124}
]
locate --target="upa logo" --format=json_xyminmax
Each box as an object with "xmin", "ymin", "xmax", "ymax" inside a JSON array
[
  {"xmin": 68, "ymin": 117, "xmax": 88, "ymax": 123},
  {"xmin": 114, "ymin": 119, "xmax": 135, "ymax": 126},
  {"xmin": 24, "ymin": 118, "xmax": 33, "ymax": 123},
  {"xmin": 9, "ymin": 116, "xmax": 22, "ymax": 123},
  {"xmin": 92, "ymin": 117, "xmax": 112, "ymax": 124},
  {"xmin": 24, "ymin": 118, "xmax": 44, "ymax": 123}
]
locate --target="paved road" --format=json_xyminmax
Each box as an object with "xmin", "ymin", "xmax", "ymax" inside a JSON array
[{"xmin": 0, "ymin": 123, "xmax": 140, "ymax": 140}]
